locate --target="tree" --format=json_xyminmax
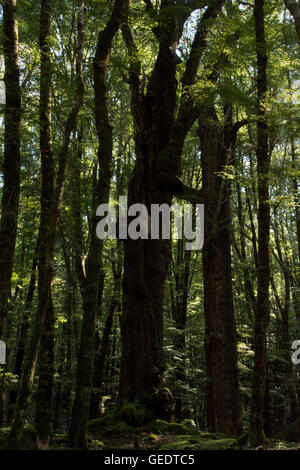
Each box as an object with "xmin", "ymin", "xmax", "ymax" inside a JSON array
[
  {"xmin": 68, "ymin": 0, "xmax": 128, "ymax": 449},
  {"xmin": 0, "ymin": 0, "xmax": 21, "ymax": 339},
  {"xmin": 8, "ymin": 0, "xmax": 85, "ymax": 448},
  {"xmin": 249, "ymin": 0, "xmax": 271, "ymax": 446},
  {"xmin": 119, "ymin": 0, "xmax": 226, "ymax": 412}
]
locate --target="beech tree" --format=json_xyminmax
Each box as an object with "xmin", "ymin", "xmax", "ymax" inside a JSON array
[
  {"xmin": 0, "ymin": 0, "xmax": 21, "ymax": 339},
  {"xmin": 249, "ymin": 0, "xmax": 270, "ymax": 446}
]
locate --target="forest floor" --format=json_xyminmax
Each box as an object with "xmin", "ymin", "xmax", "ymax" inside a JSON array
[
  {"xmin": 1, "ymin": 414, "xmax": 300, "ymax": 450},
  {"xmin": 83, "ymin": 417, "xmax": 300, "ymax": 451}
]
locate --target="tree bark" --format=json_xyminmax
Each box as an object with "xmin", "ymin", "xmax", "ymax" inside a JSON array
[
  {"xmin": 8, "ymin": 0, "xmax": 84, "ymax": 448},
  {"xmin": 249, "ymin": 0, "xmax": 270, "ymax": 446},
  {"xmin": 69, "ymin": 0, "xmax": 128, "ymax": 449},
  {"xmin": 170, "ymin": 239, "xmax": 191, "ymax": 420},
  {"xmin": 198, "ymin": 105, "xmax": 243, "ymax": 436},
  {"xmin": 0, "ymin": 0, "xmax": 21, "ymax": 339},
  {"xmin": 35, "ymin": 290, "xmax": 54, "ymax": 447},
  {"xmin": 90, "ymin": 245, "xmax": 122, "ymax": 419},
  {"xmin": 119, "ymin": 0, "xmax": 226, "ymax": 410}
]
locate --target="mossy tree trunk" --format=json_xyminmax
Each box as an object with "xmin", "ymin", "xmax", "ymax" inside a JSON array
[{"xmin": 0, "ymin": 0, "xmax": 21, "ymax": 339}]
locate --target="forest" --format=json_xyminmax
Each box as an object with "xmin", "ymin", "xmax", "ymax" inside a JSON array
[{"xmin": 0, "ymin": 0, "xmax": 299, "ymax": 452}]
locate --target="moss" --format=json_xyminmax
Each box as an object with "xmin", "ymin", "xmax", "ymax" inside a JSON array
[
  {"xmin": 102, "ymin": 421, "xmax": 136, "ymax": 437},
  {"xmin": 88, "ymin": 439, "xmax": 104, "ymax": 449},
  {"xmin": 182, "ymin": 419, "xmax": 197, "ymax": 428},
  {"xmin": 159, "ymin": 435, "xmax": 237, "ymax": 451},
  {"xmin": 148, "ymin": 433, "xmax": 159, "ymax": 443},
  {"xmin": 88, "ymin": 416, "xmax": 136, "ymax": 438},
  {"xmin": 147, "ymin": 419, "xmax": 199, "ymax": 435},
  {"xmin": 147, "ymin": 419, "xmax": 171, "ymax": 434},
  {"xmin": 120, "ymin": 402, "xmax": 152, "ymax": 426},
  {"xmin": 88, "ymin": 410, "xmax": 121, "ymax": 434},
  {"xmin": 198, "ymin": 438, "xmax": 237, "ymax": 450}
]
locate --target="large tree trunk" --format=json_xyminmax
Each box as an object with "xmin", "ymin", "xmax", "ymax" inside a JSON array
[
  {"xmin": 198, "ymin": 105, "xmax": 242, "ymax": 436},
  {"xmin": 249, "ymin": 0, "xmax": 270, "ymax": 446},
  {"xmin": 0, "ymin": 0, "xmax": 21, "ymax": 339},
  {"xmin": 119, "ymin": 0, "xmax": 226, "ymax": 412},
  {"xmin": 119, "ymin": 31, "xmax": 177, "ymax": 406}
]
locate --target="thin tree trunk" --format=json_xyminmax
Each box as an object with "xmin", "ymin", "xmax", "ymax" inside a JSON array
[
  {"xmin": 235, "ymin": 179, "xmax": 256, "ymax": 322},
  {"xmin": 0, "ymin": 0, "xmax": 21, "ymax": 338},
  {"xmin": 90, "ymin": 246, "xmax": 122, "ymax": 419},
  {"xmin": 69, "ymin": 0, "xmax": 128, "ymax": 448},
  {"xmin": 13, "ymin": 254, "xmax": 38, "ymax": 380},
  {"xmin": 35, "ymin": 291, "xmax": 54, "ymax": 448},
  {"xmin": 249, "ymin": 0, "xmax": 270, "ymax": 446},
  {"xmin": 8, "ymin": 0, "xmax": 84, "ymax": 448},
  {"xmin": 170, "ymin": 239, "xmax": 191, "ymax": 421},
  {"xmin": 8, "ymin": 250, "xmax": 38, "ymax": 424},
  {"xmin": 7, "ymin": 0, "xmax": 54, "ymax": 448}
]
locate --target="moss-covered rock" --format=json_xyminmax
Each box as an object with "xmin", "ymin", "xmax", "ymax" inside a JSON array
[
  {"xmin": 120, "ymin": 402, "xmax": 152, "ymax": 426},
  {"xmin": 88, "ymin": 410, "xmax": 121, "ymax": 434}
]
